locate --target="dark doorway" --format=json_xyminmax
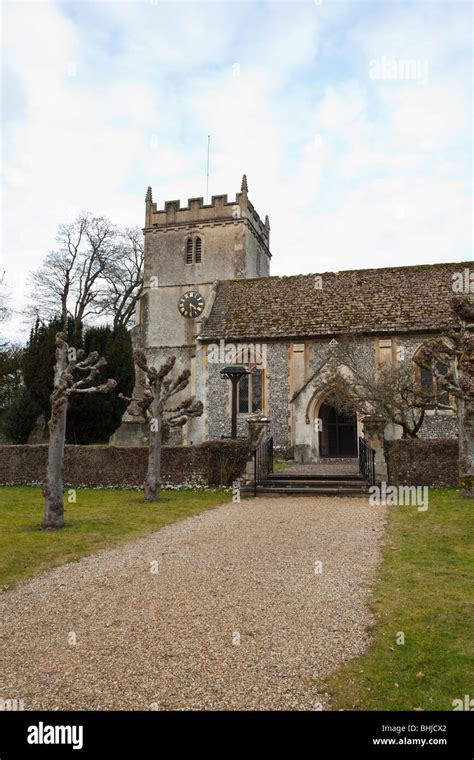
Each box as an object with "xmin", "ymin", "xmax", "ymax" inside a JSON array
[{"xmin": 318, "ymin": 402, "xmax": 357, "ymax": 458}]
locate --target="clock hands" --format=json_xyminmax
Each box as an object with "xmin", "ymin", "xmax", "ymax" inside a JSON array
[{"xmin": 178, "ymin": 291, "xmax": 205, "ymax": 318}]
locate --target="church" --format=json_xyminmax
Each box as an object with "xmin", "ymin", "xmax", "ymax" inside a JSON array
[{"xmin": 113, "ymin": 176, "xmax": 464, "ymax": 462}]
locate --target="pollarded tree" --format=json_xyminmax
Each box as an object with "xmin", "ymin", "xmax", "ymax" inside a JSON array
[
  {"xmin": 42, "ymin": 332, "xmax": 117, "ymax": 529},
  {"xmin": 66, "ymin": 324, "xmax": 135, "ymax": 443},
  {"xmin": 21, "ymin": 317, "xmax": 76, "ymax": 438},
  {"xmin": 120, "ymin": 349, "xmax": 203, "ymax": 502},
  {"xmin": 18, "ymin": 318, "xmax": 134, "ymax": 445},
  {"xmin": 414, "ymin": 296, "xmax": 474, "ymax": 498}
]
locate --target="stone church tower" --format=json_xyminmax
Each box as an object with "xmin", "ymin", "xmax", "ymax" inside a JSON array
[{"xmin": 112, "ymin": 175, "xmax": 271, "ymax": 445}]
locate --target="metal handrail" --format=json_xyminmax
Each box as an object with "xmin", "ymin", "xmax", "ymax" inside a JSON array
[
  {"xmin": 359, "ymin": 436, "xmax": 375, "ymax": 485},
  {"xmin": 252, "ymin": 436, "xmax": 273, "ymax": 496}
]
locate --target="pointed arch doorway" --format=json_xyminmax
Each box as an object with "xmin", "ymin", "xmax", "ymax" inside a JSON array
[{"xmin": 318, "ymin": 402, "xmax": 357, "ymax": 458}]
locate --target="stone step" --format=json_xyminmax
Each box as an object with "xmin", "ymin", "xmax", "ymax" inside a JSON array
[
  {"xmin": 262, "ymin": 478, "xmax": 367, "ymax": 488},
  {"xmin": 268, "ymin": 473, "xmax": 364, "ymax": 481},
  {"xmin": 242, "ymin": 486, "xmax": 370, "ymax": 498}
]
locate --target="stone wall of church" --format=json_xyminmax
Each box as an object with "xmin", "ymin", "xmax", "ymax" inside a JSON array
[
  {"xmin": 244, "ymin": 223, "xmax": 271, "ymax": 278},
  {"xmin": 145, "ymin": 222, "xmax": 250, "ymax": 288},
  {"xmin": 115, "ymin": 319, "xmax": 459, "ymax": 451},
  {"xmin": 308, "ymin": 336, "xmax": 373, "ymax": 423},
  {"xmin": 309, "ymin": 336, "xmax": 376, "ymax": 376},
  {"xmin": 205, "ymin": 341, "xmax": 290, "ymax": 452},
  {"xmin": 203, "ymin": 332, "xmax": 459, "ymax": 456},
  {"xmin": 307, "ymin": 333, "xmax": 458, "ymax": 441},
  {"xmin": 111, "ymin": 344, "xmax": 196, "ymax": 447},
  {"xmin": 266, "ymin": 342, "xmax": 290, "ymax": 454},
  {"xmin": 393, "ymin": 334, "xmax": 458, "ymax": 439},
  {"xmin": 417, "ymin": 412, "xmax": 458, "ymax": 438},
  {"xmin": 207, "ymin": 358, "xmax": 233, "ymax": 440}
]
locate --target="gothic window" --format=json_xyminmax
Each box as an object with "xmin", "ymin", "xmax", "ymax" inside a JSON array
[
  {"xmin": 237, "ymin": 370, "xmax": 263, "ymax": 414},
  {"xmin": 415, "ymin": 350, "xmax": 451, "ymax": 409},
  {"xmin": 421, "ymin": 363, "xmax": 450, "ymax": 408},
  {"xmin": 186, "ymin": 238, "xmax": 193, "ymax": 264},
  {"xmin": 420, "ymin": 366, "xmax": 433, "ymax": 395},
  {"xmin": 195, "ymin": 236, "xmax": 202, "ymax": 263}
]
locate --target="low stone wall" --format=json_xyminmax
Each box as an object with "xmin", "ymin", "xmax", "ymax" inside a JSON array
[
  {"xmin": 386, "ymin": 439, "xmax": 459, "ymax": 487},
  {"xmin": 0, "ymin": 441, "xmax": 250, "ymax": 488}
]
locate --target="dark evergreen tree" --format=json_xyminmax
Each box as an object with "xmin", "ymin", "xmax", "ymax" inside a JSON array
[
  {"xmin": 0, "ymin": 317, "xmax": 76, "ymax": 442},
  {"xmin": 0, "ymin": 387, "xmax": 42, "ymax": 443},
  {"xmin": 66, "ymin": 324, "xmax": 134, "ymax": 443},
  {"xmin": 0, "ymin": 343, "xmax": 23, "ymax": 412},
  {"xmin": 22, "ymin": 317, "xmax": 77, "ymax": 421},
  {"xmin": 1, "ymin": 318, "xmax": 132, "ymax": 444}
]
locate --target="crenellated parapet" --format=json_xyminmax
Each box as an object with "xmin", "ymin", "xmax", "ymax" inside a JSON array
[{"xmin": 144, "ymin": 176, "xmax": 270, "ymax": 254}]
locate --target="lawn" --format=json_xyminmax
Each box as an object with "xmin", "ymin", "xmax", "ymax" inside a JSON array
[
  {"xmin": 322, "ymin": 488, "xmax": 474, "ymax": 710},
  {"xmin": 273, "ymin": 456, "xmax": 292, "ymax": 472},
  {"xmin": 0, "ymin": 486, "xmax": 230, "ymax": 592}
]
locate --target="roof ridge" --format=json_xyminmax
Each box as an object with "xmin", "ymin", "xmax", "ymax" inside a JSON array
[{"xmin": 221, "ymin": 260, "xmax": 471, "ymax": 287}]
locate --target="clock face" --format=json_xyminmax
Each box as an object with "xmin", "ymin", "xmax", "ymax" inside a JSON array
[{"xmin": 178, "ymin": 291, "xmax": 205, "ymax": 319}]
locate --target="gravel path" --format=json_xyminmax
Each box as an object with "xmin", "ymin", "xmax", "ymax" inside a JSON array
[{"xmin": 0, "ymin": 497, "xmax": 386, "ymax": 711}]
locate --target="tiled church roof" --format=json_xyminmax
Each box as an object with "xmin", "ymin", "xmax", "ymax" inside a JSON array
[{"xmin": 200, "ymin": 261, "xmax": 471, "ymax": 340}]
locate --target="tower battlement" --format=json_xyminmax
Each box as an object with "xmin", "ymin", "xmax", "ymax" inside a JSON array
[{"xmin": 144, "ymin": 175, "xmax": 270, "ymax": 254}]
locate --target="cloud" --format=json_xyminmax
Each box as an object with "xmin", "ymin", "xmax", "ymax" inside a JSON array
[{"xmin": 1, "ymin": 0, "xmax": 471, "ymax": 342}]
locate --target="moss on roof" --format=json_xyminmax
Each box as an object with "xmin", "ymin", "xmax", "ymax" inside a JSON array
[{"xmin": 200, "ymin": 261, "xmax": 471, "ymax": 341}]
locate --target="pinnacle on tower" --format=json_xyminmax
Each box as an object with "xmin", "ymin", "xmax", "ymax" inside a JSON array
[
  {"xmin": 265, "ymin": 214, "xmax": 270, "ymax": 231},
  {"xmin": 241, "ymin": 174, "xmax": 248, "ymax": 193},
  {"xmin": 145, "ymin": 186, "xmax": 153, "ymax": 203}
]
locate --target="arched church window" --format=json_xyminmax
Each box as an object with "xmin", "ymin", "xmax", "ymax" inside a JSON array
[
  {"xmin": 420, "ymin": 366, "xmax": 433, "ymax": 395},
  {"xmin": 195, "ymin": 237, "xmax": 202, "ymax": 263},
  {"xmin": 237, "ymin": 369, "xmax": 263, "ymax": 414},
  {"xmin": 415, "ymin": 349, "xmax": 451, "ymax": 409},
  {"xmin": 186, "ymin": 238, "xmax": 193, "ymax": 264}
]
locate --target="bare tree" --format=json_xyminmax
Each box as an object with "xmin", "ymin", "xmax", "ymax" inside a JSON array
[
  {"xmin": 414, "ymin": 296, "xmax": 474, "ymax": 498},
  {"xmin": 42, "ymin": 332, "xmax": 117, "ymax": 529},
  {"xmin": 120, "ymin": 350, "xmax": 203, "ymax": 502},
  {"xmin": 100, "ymin": 227, "xmax": 144, "ymax": 328},
  {"xmin": 27, "ymin": 216, "xmax": 87, "ymax": 331},
  {"xmin": 0, "ymin": 271, "xmax": 11, "ymax": 335},
  {"xmin": 27, "ymin": 215, "xmax": 117, "ymax": 341},
  {"xmin": 329, "ymin": 337, "xmax": 434, "ymax": 438},
  {"xmin": 73, "ymin": 216, "xmax": 118, "ymax": 339}
]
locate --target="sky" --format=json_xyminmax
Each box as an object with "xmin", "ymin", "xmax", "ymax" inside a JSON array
[{"xmin": 1, "ymin": 0, "xmax": 472, "ymax": 341}]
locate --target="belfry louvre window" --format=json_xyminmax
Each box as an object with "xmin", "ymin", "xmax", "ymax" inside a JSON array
[
  {"xmin": 186, "ymin": 238, "xmax": 193, "ymax": 264},
  {"xmin": 195, "ymin": 237, "xmax": 202, "ymax": 263},
  {"xmin": 238, "ymin": 370, "xmax": 263, "ymax": 414}
]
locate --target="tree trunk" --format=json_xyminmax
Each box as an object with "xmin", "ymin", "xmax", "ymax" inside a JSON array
[
  {"xmin": 42, "ymin": 342, "xmax": 68, "ymax": 528},
  {"xmin": 144, "ymin": 398, "xmax": 162, "ymax": 502},
  {"xmin": 42, "ymin": 401, "xmax": 67, "ymax": 527},
  {"xmin": 458, "ymin": 398, "xmax": 474, "ymax": 498}
]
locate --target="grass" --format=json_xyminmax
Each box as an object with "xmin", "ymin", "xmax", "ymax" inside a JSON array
[
  {"xmin": 273, "ymin": 457, "xmax": 292, "ymax": 472},
  {"xmin": 0, "ymin": 486, "xmax": 230, "ymax": 592},
  {"xmin": 322, "ymin": 489, "xmax": 474, "ymax": 711},
  {"xmin": 2, "ymin": 484, "xmax": 472, "ymax": 710}
]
